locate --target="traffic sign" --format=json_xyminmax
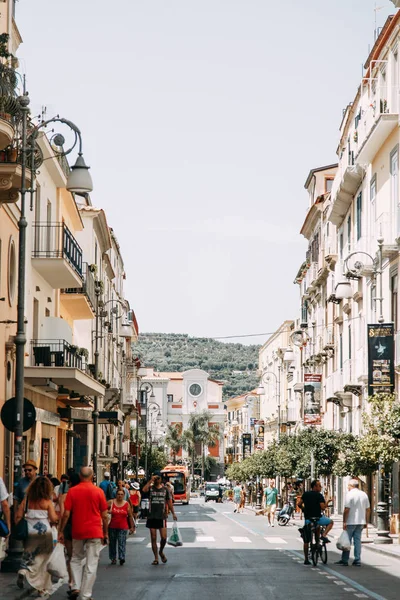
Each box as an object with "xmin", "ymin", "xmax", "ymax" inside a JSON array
[{"xmin": 1, "ymin": 397, "xmax": 36, "ymax": 432}]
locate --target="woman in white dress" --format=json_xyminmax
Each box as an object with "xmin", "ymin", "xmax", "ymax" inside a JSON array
[{"xmin": 15, "ymin": 476, "xmax": 58, "ymax": 596}]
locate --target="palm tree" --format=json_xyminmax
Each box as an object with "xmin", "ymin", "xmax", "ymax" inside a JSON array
[
  {"xmin": 165, "ymin": 424, "xmax": 183, "ymax": 464},
  {"xmin": 188, "ymin": 410, "xmax": 221, "ymax": 482}
]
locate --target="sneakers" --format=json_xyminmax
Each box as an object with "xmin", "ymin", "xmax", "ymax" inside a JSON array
[
  {"xmin": 334, "ymin": 560, "xmax": 348, "ymax": 566},
  {"xmin": 352, "ymin": 561, "xmax": 361, "ymax": 567},
  {"xmin": 321, "ymin": 535, "xmax": 330, "ymax": 544},
  {"xmin": 304, "ymin": 559, "xmax": 311, "ymax": 565}
]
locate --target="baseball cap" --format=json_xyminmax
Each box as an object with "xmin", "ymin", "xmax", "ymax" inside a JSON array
[{"xmin": 104, "ymin": 471, "xmax": 110, "ymax": 477}]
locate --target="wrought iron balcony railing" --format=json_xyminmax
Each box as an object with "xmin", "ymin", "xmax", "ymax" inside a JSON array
[
  {"xmin": 62, "ymin": 262, "xmax": 96, "ymax": 310},
  {"xmin": 32, "ymin": 222, "xmax": 83, "ymax": 277},
  {"xmin": 31, "ymin": 339, "xmax": 87, "ymax": 370}
]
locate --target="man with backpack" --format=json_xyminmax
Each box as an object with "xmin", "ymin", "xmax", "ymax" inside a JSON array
[{"xmin": 99, "ymin": 471, "xmax": 116, "ymax": 500}]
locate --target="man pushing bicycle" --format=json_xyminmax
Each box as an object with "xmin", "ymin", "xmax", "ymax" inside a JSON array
[{"xmin": 297, "ymin": 479, "xmax": 333, "ymax": 565}]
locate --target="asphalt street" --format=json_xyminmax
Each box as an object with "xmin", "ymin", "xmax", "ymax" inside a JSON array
[{"xmin": 42, "ymin": 499, "xmax": 400, "ymax": 600}]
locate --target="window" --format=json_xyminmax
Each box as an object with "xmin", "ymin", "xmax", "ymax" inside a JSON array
[
  {"xmin": 339, "ymin": 333, "xmax": 343, "ymax": 370},
  {"xmin": 391, "ymin": 146, "xmax": 400, "ymax": 236},
  {"xmin": 370, "ymin": 175, "xmax": 376, "ymax": 238},
  {"xmin": 347, "ymin": 216, "xmax": 351, "ymax": 251},
  {"xmin": 339, "ymin": 233, "xmax": 344, "ymax": 259},
  {"xmin": 356, "ymin": 192, "xmax": 362, "ymax": 240},
  {"xmin": 8, "ymin": 238, "xmax": 16, "ymax": 305},
  {"xmin": 325, "ymin": 178, "xmax": 333, "ymax": 193},
  {"xmin": 348, "ymin": 325, "xmax": 352, "ymax": 360},
  {"xmin": 391, "ymin": 273, "xmax": 398, "ymax": 331},
  {"xmin": 167, "ymin": 394, "xmax": 174, "ymax": 403}
]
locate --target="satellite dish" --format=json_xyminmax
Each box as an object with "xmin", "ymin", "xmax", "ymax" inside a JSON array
[{"xmin": 1, "ymin": 397, "xmax": 36, "ymax": 432}]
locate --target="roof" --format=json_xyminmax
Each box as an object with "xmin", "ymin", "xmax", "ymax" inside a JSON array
[
  {"xmin": 304, "ymin": 164, "xmax": 338, "ymax": 190},
  {"xmin": 80, "ymin": 206, "xmax": 112, "ymax": 252},
  {"xmin": 364, "ymin": 15, "xmax": 396, "ymax": 71}
]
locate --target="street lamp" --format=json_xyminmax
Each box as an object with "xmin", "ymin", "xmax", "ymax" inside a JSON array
[
  {"xmin": 4, "ymin": 91, "xmax": 92, "ymax": 573},
  {"xmin": 336, "ymin": 238, "xmax": 392, "ymax": 545},
  {"xmin": 137, "ymin": 382, "xmax": 155, "ymax": 478}
]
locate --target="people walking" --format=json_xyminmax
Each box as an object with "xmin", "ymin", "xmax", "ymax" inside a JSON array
[
  {"xmin": 142, "ymin": 475, "xmax": 177, "ymax": 565},
  {"xmin": 58, "ymin": 472, "xmax": 80, "ymax": 596},
  {"xmin": 108, "ymin": 488, "xmax": 135, "ymax": 565},
  {"xmin": 14, "ymin": 460, "xmax": 38, "ymax": 504},
  {"xmin": 238, "ymin": 485, "xmax": 246, "ymax": 513},
  {"xmin": 263, "ymin": 479, "xmax": 279, "ymax": 527},
  {"xmin": 233, "ymin": 482, "xmax": 242, "ymax": 513},
  {"xmin": 59, "ymin": 467, "xmax": 109, "ymax": 600},
  {"xmin": 129, "ymin": 482, "xmax": 141, "ymax": 525},
  {"xmin": 298, "ymin": 479, "xmax": 333, "ymax": 565},
  {"xmin": 99, "ymin": 471, "xmax": 115, "ymax": 501},
  {"xmin": 114, "ymin": 479, "xmax": 130, "ymax": 502},
  {"xmin": 335, "ymin": 479, "xmax": 370, "ymax": 567},
  {"xmin": 15, "ymin": 476, "xmax": 58, "ymax": 595}
]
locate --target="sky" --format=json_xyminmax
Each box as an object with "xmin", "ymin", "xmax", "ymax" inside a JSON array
[{"xmin": 16, "ymin": 0, "xmax": 396, "ymax": 345}]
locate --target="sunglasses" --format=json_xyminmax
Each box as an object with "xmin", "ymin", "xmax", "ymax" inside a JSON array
[{"xmin": 24, "ymin": 468, "xmax": 33, "ymax": 472}]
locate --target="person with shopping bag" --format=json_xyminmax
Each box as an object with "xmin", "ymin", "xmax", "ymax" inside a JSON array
[
  {"xmin": 335, "ymin": 479, "xmax": 370, "ymax": 567},
  {"xmin": 142, "ymin": 475, "xmax": 177, "ymax": 565}
]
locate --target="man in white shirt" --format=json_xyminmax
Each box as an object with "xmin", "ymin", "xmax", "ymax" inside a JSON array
[
  {"xmin": 335, "ymin": 479, "xmax": 370, "ymax": 567},
  {"xmin": 0, "ymin": 477, "xmax": 11, "ymax": 536}
]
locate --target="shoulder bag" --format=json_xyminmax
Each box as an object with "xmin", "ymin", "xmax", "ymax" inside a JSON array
[{"xmin": 14, "ymin": 497, "xmax": 28, "ymax": 541}]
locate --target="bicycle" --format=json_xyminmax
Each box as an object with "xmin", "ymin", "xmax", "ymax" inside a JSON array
[{"xmin": 308, "ymin": 517, "xmax": 328, "ymax": 566}]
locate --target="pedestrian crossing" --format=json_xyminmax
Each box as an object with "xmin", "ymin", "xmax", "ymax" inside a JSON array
[{"xmin": 129, "ymin": 532, "xmax": 298, "ymax": 547}]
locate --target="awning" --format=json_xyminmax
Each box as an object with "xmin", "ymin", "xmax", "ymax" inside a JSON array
[
  {"xmin": 98, "ymin": 410, "xmax": 124, "ymax": 424},
  {"xmin": 24, "ymin": 366, "xmax": 105, "ymax": 397},
  {"xmin": 58, "ymin": 407, "xmax": 93, "ymax": 423}
]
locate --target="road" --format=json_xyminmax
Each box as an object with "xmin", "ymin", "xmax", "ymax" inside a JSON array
[{"xmin": 49, "ymin": 498, "xmax": 399, "ymax": 600}]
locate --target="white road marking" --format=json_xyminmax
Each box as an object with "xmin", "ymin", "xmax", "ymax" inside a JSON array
[
  {"xmin": 354, "ymin": 595, "xmax": 368, "ymax": 598},
  {"xmin": 333, "ymin": 581, "xmax": 345, "ymax": 585},
  {"xmin": 264, "ymin": 537, "xmax": 287, "ymax": 544},
  {"xmin": 127, "ymin": 537, "xmax": 145, "ymax": 543},
  {"xmin": 231, "ymin": 536, "xmax": 251, "ymax": 543},
  {"xmin": 196, "ymin": 536, "xmax": 215, "ymax": 542},
  {"xmin": 343, "ymin": 588, "xmax": 356, "ymax": 592},
  {"xmin": 188, "ymin": 511, "xmax": 197, "ymax": 514}
]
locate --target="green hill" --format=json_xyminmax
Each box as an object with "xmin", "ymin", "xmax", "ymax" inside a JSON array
[{"xmin": 134, "ymin": 333, "xmax": 260, "ymax": 400}]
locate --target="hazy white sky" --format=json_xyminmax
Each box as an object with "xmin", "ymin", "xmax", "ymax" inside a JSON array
[{"xmin": 17, "ymin": 0, "xmax": 395, "ymax": 344}]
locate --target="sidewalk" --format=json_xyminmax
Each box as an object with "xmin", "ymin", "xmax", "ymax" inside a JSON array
[{"xmin": 246, "ymin": 504, "xmax": 400, "ymax": 560}]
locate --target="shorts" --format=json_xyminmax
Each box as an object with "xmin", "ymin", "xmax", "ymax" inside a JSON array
[
  {"xmin": 146, "ymin": 518, "xmax": 167, "ymax": 530},
  {"xmin": 265, "ymin": 504, "xmax": 276, "ymax": 514},
  {"xmin": 234, "ymin": 496, "xmax": 241, "ymax": 504},
  {"xmin": 305, "ymin": 515, "xmax": 332, "ymax": 527},
  {"xmin": 132, "ymin": 505, "xmax": 139, "ymax": 514}
]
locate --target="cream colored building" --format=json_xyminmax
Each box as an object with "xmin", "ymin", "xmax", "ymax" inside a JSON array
[{"xmin": 224, "ymin": 391, "xmax": 259, "ymax": 464}]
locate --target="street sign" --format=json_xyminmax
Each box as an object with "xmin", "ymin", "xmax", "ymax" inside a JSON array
[{"xmin": 1, "ymin": 397, "xmax": 36, "ymax": 432}]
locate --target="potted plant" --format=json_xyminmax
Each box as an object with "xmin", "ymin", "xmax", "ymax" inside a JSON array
[
  {"xmin": 353, "ymin": 131, "xmax": 358, "ymax": 143},
  {"xmin": 78, "ymin": 347, "xmax": 89, "ymax": 360},
  {"xmin": 69, "ymin": 345, "xmax": 79, "ymax": 355},
  {"xmin": 88, "ymin": 263, "xmax": 97, "ymax": 274}
]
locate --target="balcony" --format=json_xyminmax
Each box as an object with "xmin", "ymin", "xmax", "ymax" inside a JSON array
[
  {"xmin": 0, "ymin": 161, "xmax": 33, "ymax": 205},
  {"xmin": 25, "ymin": 339, "xmax": 104, "ymax": 397},
  {"xmin": 0, "ymin": 116, "xmax": 14, "ymax": 151},
  {"xmin": 61, "ymin": 263, "xmax": 96, "ymax": 319},
  {"xmin": 328, "ymin": 164, "xmax": 364, "ymax": 227},
  {"xmin": 355, "ymin": 113, "xmax": 398, "ymax": 165},
  {"xmin": 31, "ymin": 222, "xmax": 83, "ymax": 288}
]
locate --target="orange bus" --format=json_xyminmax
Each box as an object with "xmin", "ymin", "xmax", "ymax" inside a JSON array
[{"xmin": 161, "ymin": 465, "xmax": 191, "ymax": 504}]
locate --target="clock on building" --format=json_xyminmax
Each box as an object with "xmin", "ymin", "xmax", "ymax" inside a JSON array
[{"xmin": 188, "ymin": 383, "xmax": 202, "ymax": 397}]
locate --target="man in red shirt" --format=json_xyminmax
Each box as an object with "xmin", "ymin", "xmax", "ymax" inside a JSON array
[{"xmin": 59, "ymin": 467, "xmax": 108, "ymax": 600}]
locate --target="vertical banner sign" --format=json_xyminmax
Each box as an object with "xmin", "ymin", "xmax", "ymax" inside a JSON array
[
  {"xmin": 303, "ymin": 374, "xmax": 322, "ymax": 425},
  {"xmin": 242, "ymin": 433, "xmax": 251, "ymax": 458},
  {"xmin": 255, "ymin": 422, "xmax": 264, "ymax": 450},
  {"xmin": 41, "ymin": 439, "xmax": 50, "ymax": 475},
  {"xmin": 368, "ymin": 323, "xmax": 395, "ymax": 396}
]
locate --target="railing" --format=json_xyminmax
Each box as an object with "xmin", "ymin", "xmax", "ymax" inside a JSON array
[
  {"xmin": 32, "ymin": 222, "xmax": 83, "ymax": 277},
  {"xmin": 304, "ymin": 262, "xmax": 319, "ymax": 290},
  {"xmin": 62, "ymin": 263, "xmax": 96, "ymax": 310},
  {"xmin": 356, "ymin": 85, "xmax": 399, "ymax": 153},
  {"xmin": 31, "ymin": 339, "xmax": 87, "ymax": 370}
]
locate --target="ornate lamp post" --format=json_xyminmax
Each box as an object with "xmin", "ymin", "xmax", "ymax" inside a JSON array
[
  {"xmin": 3, "ymin": 90, "xmax": 92, "ymax": 573},
  {"xmin": 137, "ymin": 382, "xmax": 155, "ymax": 478},
  {"xmin": 335, "ymin": 237, "xmax": 392, "ymax": 545}
]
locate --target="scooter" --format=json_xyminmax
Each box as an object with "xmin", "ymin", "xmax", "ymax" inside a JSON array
[{"xmin": 277, "ymin": 503, "xmax": 294, "ymax": 526}]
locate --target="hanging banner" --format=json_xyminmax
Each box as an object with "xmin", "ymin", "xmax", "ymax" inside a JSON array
[
  {"xmin": 367, "ymin": 323, "xmax": 395, "ymax": 397},
  {"xmin": 242, "ymin": 433, "xmax": 252, "ymax": 458},
  {"xmin": 303, "ymin": 373, "xmax": 322, "ymax": 426},
  {"xmin": 255, "ymin": 422, "xmax": 264, "ymax": 450}
]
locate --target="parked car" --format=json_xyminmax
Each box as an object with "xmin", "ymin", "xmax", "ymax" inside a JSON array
[{"xmin": 204, "ymin": 482, "xmax": 220, "ymax": 502}]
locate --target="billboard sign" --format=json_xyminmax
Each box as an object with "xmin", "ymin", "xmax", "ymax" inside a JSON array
[
  {"xmin": 367, "ymin": 323, "xmax": 395, "ymax": 396},
  {"xmin": 303, "ymin": 373, "xmax": 322, "ymax": 426}
]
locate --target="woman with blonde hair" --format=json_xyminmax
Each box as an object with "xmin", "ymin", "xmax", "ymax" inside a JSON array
[{"xmin": 15, "ymin": 476, "xmax": 58, "ymax": 596}]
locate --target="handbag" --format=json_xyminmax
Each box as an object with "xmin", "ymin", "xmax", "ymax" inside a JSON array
[{"xmin": 14, "ymin": 498, "xmax": 28, "ymax": 541}]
